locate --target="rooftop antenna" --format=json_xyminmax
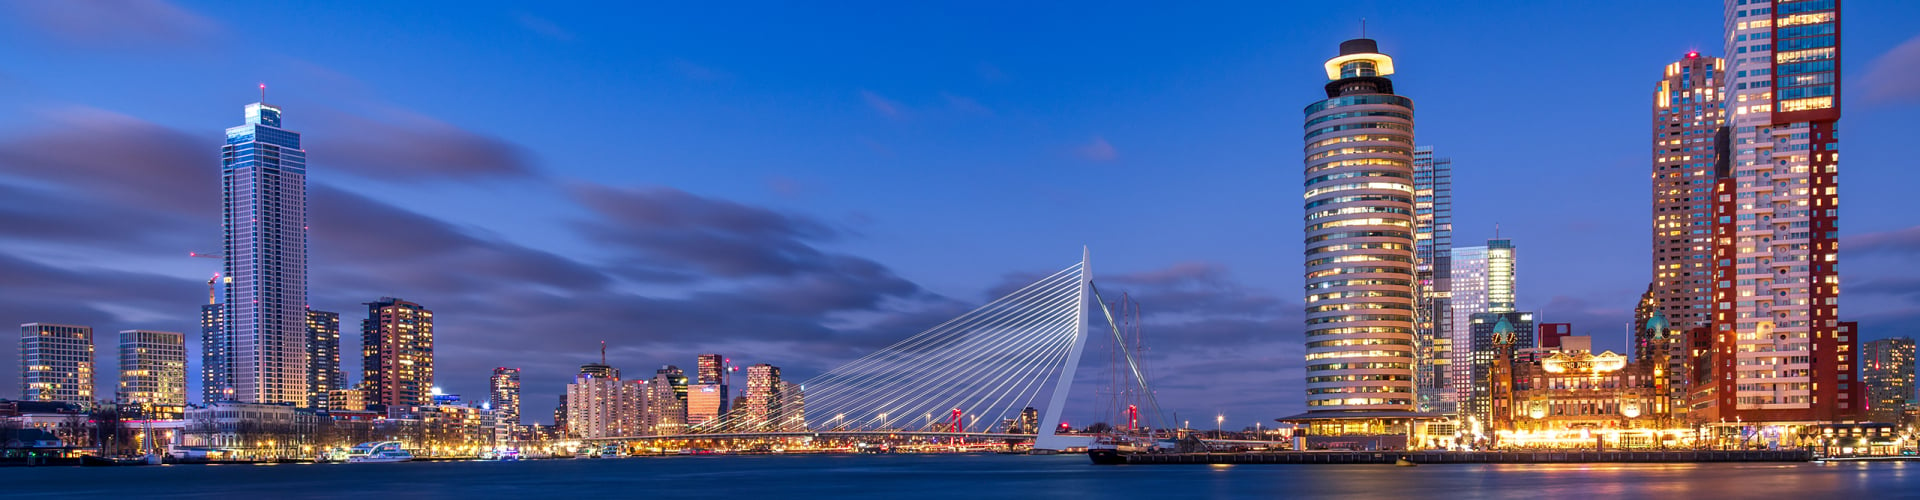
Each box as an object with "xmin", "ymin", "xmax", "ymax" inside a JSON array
[
  {"xmin": 1495, "ymin": 223, "xmax": 1502, "ymax": 239},
  {"xmin": 259, "ymin": 82, "xmax": 266, "ymax": 104},
  {"xmin": 600, "ymin": 340, "xmax": 607, "ymax": 365},
  {"xmin": 1361, "ymin": 18, "xmax": 1367, "ymax": 38}
]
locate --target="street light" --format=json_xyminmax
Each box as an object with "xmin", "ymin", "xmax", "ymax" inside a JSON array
[{"xmin": 1216, "ymin": 415, "xmax": 1224, "ymax": 437}]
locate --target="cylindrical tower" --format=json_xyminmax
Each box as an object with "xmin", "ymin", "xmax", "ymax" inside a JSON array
[{"xmin": 1301, "ymin": 38, "xmax": 1418, "ymax": 414}]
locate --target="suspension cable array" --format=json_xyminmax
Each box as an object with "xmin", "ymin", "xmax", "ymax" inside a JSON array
[{"xmin": 694, "ymin": 261, "xmax": 1087, "ymax": 434}]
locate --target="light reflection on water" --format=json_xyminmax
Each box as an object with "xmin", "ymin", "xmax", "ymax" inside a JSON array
[{"xmin": 0, "ymin": 454, "xmax": 1914, "ymax": 498}]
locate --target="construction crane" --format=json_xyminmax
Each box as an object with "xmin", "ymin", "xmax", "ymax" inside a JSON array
[{"xmin": 189, "ymin": 252, "xmax": 223, "ymax": 304}]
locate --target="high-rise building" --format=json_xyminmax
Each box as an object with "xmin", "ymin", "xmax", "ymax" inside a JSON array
[
  {"xmin": 1704, "ymin": 0, "xmax": 1857, "ymax": 423},
  {"xmin": 1652, "ymin": 52, "xmax": 1727, "ymax": 337},
  {"xmin": 1464, "ymin": 312, "xmax": 1535, "ymax": 425},
  {"xmin": 1631, "ymin": 283, "xmax": 1660, "ymax": 362},
  {"xmin": 200, "ymin": 298, "xmax": 228, "ymax": 404},
  {"xmin": 696, "ymin": 354, "xmax": 724, "ymax": 385},
  {"xmin": 491, "ymin": 367, "xmax": 522, "ymax": 426},
  {"xmin": 20, "ymin": 323, "xmax": 94, "ymax": 407},
  {"xmin": 1537, "ymin": 323, "xmax": 1571, "ymax": 349},
  {"xmin": 118, "ymin": 330, "xmax": 187, "ymax": 418},
  {"xmin": 327, "ymin": 388, "xmax": 366, "ymax": 411},
  {"xmin": 744, "ymin": 364, "xmax": 784, "ymax": 431},
  {"xmin": 687, "ymin": 382, "xmax": 726, "ymax": 428},
  {"xmin": 565, "ymin": 363, "xmax": 626, "ymax": 439},
  {"xmin": 1413, "ymin": 146, "xmax": 1455, "ymax": 416},
  {"xmin": 305, "ymin": 309, "xmax": 341, "ymax": 409},
  {"xmin": 1298, "ymin": 37, "xmax": 1418, "ymax": 417},
  {"xmin": 1863, "ymin": 338, "xmax": 1915, "ymax": 424},
  {"xmin": 221, "ymin": 94, "xmax": 310, "ymax": 405},
  {"xmin": 1449, "ymin": 238, "xmax": 1515, "ymax": 409},
  {"xmin": 647, "ymin": 366, "xmax": 689, "ymax": 435},
  {"xmin": 779, "ymin": 380, "xmax": 806, "ymax": 431},
  {"xmin": 360, "ymin": 297, "xmax": 434, "ymax": 410}
]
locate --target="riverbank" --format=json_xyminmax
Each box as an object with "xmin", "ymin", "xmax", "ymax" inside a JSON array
[{"xmin": 1104, "ymin": 450, "xmax": 1814, "ymax": 465}]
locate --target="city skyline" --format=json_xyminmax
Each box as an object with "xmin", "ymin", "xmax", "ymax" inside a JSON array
[{"xmin": 2, "ymin": 1, "xmax": 1920, "ymax": 426}]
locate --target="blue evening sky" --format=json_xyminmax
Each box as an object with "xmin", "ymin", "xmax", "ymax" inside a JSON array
[{"xmin": 1, "ymin": 0, "xmax": 1917, "ymax": 426}]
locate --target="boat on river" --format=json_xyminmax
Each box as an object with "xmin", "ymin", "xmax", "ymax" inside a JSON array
[{"xmin": 345, "ymin": 442, "xmax": 414, "ymax": 463}]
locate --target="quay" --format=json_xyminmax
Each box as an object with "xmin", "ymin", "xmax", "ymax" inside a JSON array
[{"xmin": 1103, "ymin": 450, "xmax": 1814, "ymax": 465}]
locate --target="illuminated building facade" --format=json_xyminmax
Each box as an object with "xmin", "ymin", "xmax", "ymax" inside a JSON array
[
  {"xmin": 1299, "ymin": 37, "xmax": 1418, "ymax": 415},
  {"xmin": 1449, "ymin": 239, "xmax": 1515, "ymax": 410},
  {"xmin": 646, "ymin": 366, "xmax": 689, "ymax": 435},
  {"xmin": 688, "ymin": 382, "xmax": 725, "ymax": 428},
  {"xmin": 1464, "ymin": 313, "xmax": 1534, "ymax": 425},
  {"xmin": 327, "ymin": 388, "xmax": 366, "ymax": 411},
  {"xmin": 20, "ymin": 323, "xmax": 94, "ymax": 407},
  {"xmin": 744, "ymin": 364, "xmax": 784, "ymax": 431},
  {"xmin": 360, "ymin": 297, "xmax": 435, "ymax": 410},
  {"xmin": 491, "ymin": 367, "xmax": 522, "ymax": 426},
  {"xmin": 1502, "ymin": 335, "xmax": 1673, "ymax": 449},
  {"xmin": 305, "ymin": 309, "xmax": 341, "ymax": 409},
  {"xmin": 1286, "ymin": 37, "xmax": 1439, "ymax": 449},
  {"xmin": 696, "ymin": 354, "xmax": 724, "ymax": 385},
  {"xmin": 1413, "ymin": 146, "xmax": 1455, "ymax": 416},
  {"xmin": 1862, "ymin": 337, "xmax": 1915, "ymax": 425},
  {"xmin": 1652, "ymin": 52, "xmax": 1726, "ymax": 338},
  {"xmin": 117, "ymin": 329, "xmax": 187, "ymax": 418},
  {"xmin": 200, "ymin": 291, "xmax": 228, "ymax": 404},
  {"xmin": 565, "ymin": 363, "xmax": 626, "ymax": 439},
  {"xmin": 779, "ymin": 380, "xmax": 806, "ymax": 431},
  {"xmin": 690, "ymin": 353, "xmax": 727, "ymax": 426},
  {"xmin": 1706, "ymin": 0, "xmax": 1857, "ymax": 423},
  {"xmin": 222, "ymin": 96, "xmax": 310, "ymax": 406}
]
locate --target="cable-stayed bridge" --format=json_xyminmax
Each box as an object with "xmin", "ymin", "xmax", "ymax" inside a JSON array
[{"xmin": 584, "ymin": 250, "xmax": 1167, "ymax": 451}]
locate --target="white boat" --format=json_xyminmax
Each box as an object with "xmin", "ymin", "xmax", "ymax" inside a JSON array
[
  {"xmin": 345, "ymin": 441, "xmax": 414, "ymax": 463},
  {"xmin": 479, "ymin": 447, "xmax": 522, "ymax": 461},
  {"xmin": 317, "ymin": 447, "xmax": 350, "ymax": 463}
]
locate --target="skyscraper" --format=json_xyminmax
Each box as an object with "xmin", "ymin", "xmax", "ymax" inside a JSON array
[
  {"xmin": 1705, "ymin": 0, "xmax": 1856, "ymax": 422},
  {"xmin": 566, "ymin": 362, "xmax": 627, "ymax": 439},
  {"xmin": 360, "ymin": 297, "xmax": 434, "ymax": 410},
  {"xmin": 20, "ymin": 323, "xmax": 94, "ymax": 407},
  {"xmin": 744, "ymin": 364, "xmax": 784, "ymax": 430},
  {"xmin": 1299, "ymin": 36, "xmax": 1418, "ymax": 417},
  {"xmin": 1862, "ymin": 338, "xmax": 1915, "ymax": 425},
  {"xmin": 646, "ymin": 366, "xmax": 689, "ymax": 435},
  {"xmin": 200, "ymin": 288, "xmax": 228, "ymax": 404},
  {"xmin": 696, "ymin": 354, "xmax": 724, "ymax": 385},
  {"xmin": 1464, "ymin": 312, "xmax": 1534, "ymax": 424},
  {"xmin": 1413, "ymin": 146, "xmax": 1455, "ymax": 415},
  {"xmin": 1448, "ymin": 238, "xmax": 1515, "ymax": 409},
  {"xmin": 688, "ymin": 353, "xmax": 728, "ymax": 427},
  {"xmin": 491, "ymin": 367, "xmax": 522, "ymax": 426},
  {"xmin": 118, "ymin": 330, "xmax": 187, "ymax": 418},
  {"xmin": 779, "ymin": 380, "xmax": 806, "ymax": 431},
  {"xmin": 1651, "ymin": 52, "xmax": 1726, "ymax": 335},
  {"xmin": 305, "ymin": 309, "xmax": 341, "ymax": 409},
  {"xmin": 221, "ymin": 93, "xmax": 310, "ymax": 405}
]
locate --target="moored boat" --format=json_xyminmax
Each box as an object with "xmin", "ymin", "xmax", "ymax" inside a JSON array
[{"xmin": 345, "ymin": 441, "xmax": 414, "ymax": 463}]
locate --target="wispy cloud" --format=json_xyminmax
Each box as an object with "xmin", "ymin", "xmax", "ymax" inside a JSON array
[
  {"xmin": 4, "ymin": 0, "xmax": 220, "ymax": 49},
  {"xmin": 1076, "ymin": 136, "xmax": 1119, "ymax": 162},
  {"xmin": 860, "ymin": 89, "xmax": 903, "ymax": 118},
  {"xmin": 513, "ymin": 11, "xmax": 575, "ymax": 41},
  {"xmin": 1864, "ymin": 34, "xmax": 1920, "ymax": 105},
  {"xmin": 941, "ymin": 92, "xmax": 993, "ymax": 116}
]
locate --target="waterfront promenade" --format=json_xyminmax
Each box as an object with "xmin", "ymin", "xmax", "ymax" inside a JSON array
[{"xmin": 1109, "ymin": 450, "xmax": 1814, "ymax": 465}]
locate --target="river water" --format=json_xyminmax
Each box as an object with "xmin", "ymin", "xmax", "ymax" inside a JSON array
[{"xmin": 3, "ymin": 454, "xmax": 1915, "ymax": 498}]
